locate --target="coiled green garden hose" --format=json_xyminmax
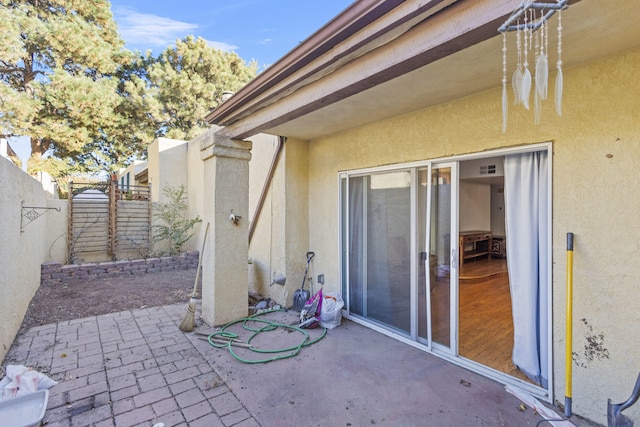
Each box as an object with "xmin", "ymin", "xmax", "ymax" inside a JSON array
[{"xmin": 207, "ymin": 309, "xmax": 327, "ymax": 364}]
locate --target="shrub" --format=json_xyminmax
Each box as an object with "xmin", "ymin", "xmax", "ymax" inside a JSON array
[{"xmin": 152, "ymin": 185, "xmax": 201, "ymax": 255}]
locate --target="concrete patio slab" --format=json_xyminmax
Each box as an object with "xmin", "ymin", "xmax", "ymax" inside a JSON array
[{"xmin": 2, "ymin": 304, "xmax": 571, "ymax": 426}]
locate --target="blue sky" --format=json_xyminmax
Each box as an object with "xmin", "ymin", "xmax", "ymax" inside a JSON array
[
  {"xmin": 11, "ymin": 1, "xmax": 353, "ymax": 167},
  {"xmin": 110, "ymin": 0, "xmax": 354, "ymax": 67}
]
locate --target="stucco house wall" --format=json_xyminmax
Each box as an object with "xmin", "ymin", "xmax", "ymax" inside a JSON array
[
  {"xmin": 0, "ymin": 157, "xmax": 67, "ymax": 362},
  {"xmin": 244, "ymin": 134, "xmax": 319, "ymax": 308},
  {"xmin": 146, "ymin": 137, "xmax": 189, "ymax": 254},
  {"xmin": 143, "ymin": 131, "xmax": 282, "ymax": 258},
  {"xmin": 281, "ymin": 140, "xmax": 310, "ymax": 305},
  {"xmin": 290, "ymin": 48, "xmax": 639, "ymax": 424},
  {"xmin": 185, "ymin": 134, "xmax": 205, "ymax": 253},
  {"xmin": 245, "ymin": 134, "xmax": 282, "ymax": 296},
  {"xmin": 147, "ymin": 137, "xmax": 188, "ymax": 204}
]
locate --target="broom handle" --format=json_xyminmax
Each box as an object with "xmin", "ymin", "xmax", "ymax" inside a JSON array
[{"xmin": 191, "ymin": 222, "xmax": 210, "ymax": 298}]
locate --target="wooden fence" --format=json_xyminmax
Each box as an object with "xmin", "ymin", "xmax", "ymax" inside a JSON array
[{"xmin": 68, "ymin": 180, "xmax": 151, "ymax": 263}]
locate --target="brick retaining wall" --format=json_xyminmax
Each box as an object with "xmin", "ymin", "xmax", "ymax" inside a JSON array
[{"xmin": 41, "ymin": 251, "xmax": 199, "ymax": 286}]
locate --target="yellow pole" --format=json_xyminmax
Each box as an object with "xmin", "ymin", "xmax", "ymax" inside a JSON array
[{"xmin": 565, "ymin": 232, "xmax": 574, "ymax": 418}]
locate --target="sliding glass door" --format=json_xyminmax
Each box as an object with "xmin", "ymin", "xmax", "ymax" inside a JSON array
[
  {"xmin": 344, "ymin": 165, "xmax": 457, "ymax": 342},
  {"xmin": 346, "ymin": 171, "xmax": 412, "ymax": 334},
  {"xmin": 341, "ymin": 146, "xmax": 551, "ymax": 396}
]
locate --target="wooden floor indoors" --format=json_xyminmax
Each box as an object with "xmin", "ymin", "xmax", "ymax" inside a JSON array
[
  {"xmin": 432, "ymin": 257, "xmax": 533, "ymax": 384},
  {"xmin": 459, "ymin": 258, "xmax": 508, "ymax": 284}
]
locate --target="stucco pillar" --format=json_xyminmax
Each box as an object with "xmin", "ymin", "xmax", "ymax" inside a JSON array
[{"xmin": 199, "ymin": 131, "xmax": 252, "ymax": 325}]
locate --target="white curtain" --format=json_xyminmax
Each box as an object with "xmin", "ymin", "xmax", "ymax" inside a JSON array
[{"xmin": 504, "ymin": 151, "xmax": 549, "ymax": 388}]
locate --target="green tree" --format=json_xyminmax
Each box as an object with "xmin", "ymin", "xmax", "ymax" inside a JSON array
[
  {"xmin": 0, "ymin": 0, "xmax": 128, "ymax": 175},
  {"xmin": 131, "ymin": 36, "xmax": 258, "ymax": 140},
  {"xmin": 71, "ymin": 50, "xmax": 157, "ymax": 174},
  {"xmin": 1, "ymin": 4, "xmax": 257, "ymax": 177}
]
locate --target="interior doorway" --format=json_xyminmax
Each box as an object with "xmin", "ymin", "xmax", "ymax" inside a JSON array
[{"xmin": 456, "ymin": 157, "xmax": 531, "ymax": 382}]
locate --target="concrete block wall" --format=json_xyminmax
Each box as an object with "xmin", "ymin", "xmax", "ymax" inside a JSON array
[{"xmin": 41, "ymin": 252, "xmax": 199, "ymax": 286}]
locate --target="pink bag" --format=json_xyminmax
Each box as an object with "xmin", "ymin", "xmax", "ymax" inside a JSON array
[{"xmin": 299, "ymin": 288, "xmax": 323, "ymax": 329}]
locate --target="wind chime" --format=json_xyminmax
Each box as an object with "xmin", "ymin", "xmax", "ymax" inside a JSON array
[{"xmin": 499, "ymin": 0, "xmax": 568, "ymax": 133}]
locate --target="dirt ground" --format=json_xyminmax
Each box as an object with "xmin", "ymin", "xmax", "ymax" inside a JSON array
[{"xmin": 19, "ymin": 269, "xmax": 197, "ymax": 333}]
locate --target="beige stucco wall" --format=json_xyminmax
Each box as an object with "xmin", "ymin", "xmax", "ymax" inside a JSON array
[
  {"xmin": 147, "ymin": 137, "xmax": 189, "ymax": 253},
  {"xmin": 47, "ymin": 198, "xmax": 68, "ymax": 262},
  {"xmin": 148, "ymin": 137, "xmax": 188, "ymax": 203},
  {"xmin": 0, "ymin": 158, "xmax": 67, "ymax": 362},
  {"xmin": 299, "ymin": 48, "xmax": 640, "ymax": 424},
  {"xmin": 145, "ymin": 130, "xmax": 280, "ymax": 259},
  {"xmin": 246, "ymin": 134, "xmax": 281, "ymax": 296},
  {"xmin": 282, "ymin": 140, "xmax": 311, "ymax": 305},
  {"xmin": 245, "ymin": 135, "xmax": 313, "ymax": 307},
  {"xmin": 186, "ymin": 133, "xmax": 206, "ymax": 253},
  {"xmin": 247, "ymin": 134, "xmax": 280, "ymax": 221},
  {"xmin": 150, "ymin": 131, "xmax": 277, "ymax": 256}
]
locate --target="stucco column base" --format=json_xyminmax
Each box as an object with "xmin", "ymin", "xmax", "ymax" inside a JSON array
[{"xmin": 199, "ymin": 131, "xmax": 252, "ymax": 326}]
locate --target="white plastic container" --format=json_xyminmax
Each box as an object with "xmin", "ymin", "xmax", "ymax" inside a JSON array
[{"xmin": 0, "ymin": 390, "xmax": 49, "ymax": 427}]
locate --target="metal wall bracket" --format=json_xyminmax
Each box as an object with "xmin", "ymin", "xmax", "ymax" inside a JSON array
[{"xmin": 21, "ymin": 201, "xmax": 60, "ymax": 233}]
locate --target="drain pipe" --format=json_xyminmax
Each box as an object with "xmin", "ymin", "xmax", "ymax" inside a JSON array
[
  {"xmin": 248, "ymin": 136, "xmax": 286, "ymax": 244},
  {"xmin": 565, "ymin": 232, "xmax": 574, "ymax": 418}
]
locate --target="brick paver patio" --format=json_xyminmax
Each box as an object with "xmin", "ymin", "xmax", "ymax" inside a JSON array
[{"xmin": 4, "ymin": 304, "xmax": 258, "ymax": 427}]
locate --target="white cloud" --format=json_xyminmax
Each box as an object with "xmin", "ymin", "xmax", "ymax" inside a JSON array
[
  {"xmin": 114, "ymin": 7, "xmax": 196, "ymax": 48},
  {"xmin": 204, "ymin": 39, "xmax": 238, "ymax": 52},
  {"xmin": 113, "ymin": 7, "xmax": 234, "ymax": 52},
  {"xmin": 258, "ymin": 38, "xmax": 273, "ymax": 46}
]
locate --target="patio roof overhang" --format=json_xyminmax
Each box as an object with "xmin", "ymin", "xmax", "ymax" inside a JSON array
[{"xmin": 206, "ymin": 0, "xmax": 640, "ymax": 141}]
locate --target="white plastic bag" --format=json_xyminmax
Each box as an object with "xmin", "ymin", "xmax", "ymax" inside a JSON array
[
  {"xmin": 0, "ymin": 365, "xmax": 57, "ymax": 401},
  {"xmin": 319, "ymin": 292, "xmax": 344, "ymax": 329}
]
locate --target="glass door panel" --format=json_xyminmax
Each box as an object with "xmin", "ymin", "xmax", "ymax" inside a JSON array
[
  {"xmin": 347, "ymin": 171, "xmax": 412, "ymax": 333},
  {"xmin": 430, "ymin": 166, "xmax": 453, "ymax": 349},
  {"xmin": 417, "ymin": 168, "xmax": 429, "ymax": 341}
]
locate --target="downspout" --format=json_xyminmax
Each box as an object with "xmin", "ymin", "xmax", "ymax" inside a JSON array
[{"xmin": 248, "ymin": 136, "xmax": 286, "ymax": 244}]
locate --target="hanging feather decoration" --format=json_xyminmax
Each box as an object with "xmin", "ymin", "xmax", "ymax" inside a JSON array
[
  {"xmin": 555, "ymin": 11, "xmax": 563, "ymax": 116},
  {"xmin": 536, "ymin": 16, "xmax": 548, "ymax": 101},
  {"xmin": 512, "ymin": 23, "xmax": 523, "ymax": 106},
  {"xmin": 555, "ymin": 67, "xmax": 563, "ymax": 116},
  {"xmin": 499, "ymin": 0, "xmax": 568, "ymax": 127},
  {"xmin": 502, "ymin": 32, "xmax": 508, "ymax": 133},
  {"xmin": 533, "ymin": 17, "xmax": 541, "ymax": 124}
]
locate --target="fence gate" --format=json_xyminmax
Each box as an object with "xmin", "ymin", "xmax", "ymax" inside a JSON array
[{"xmin": 68, "ymin": 180, "xmax": 151, "ymax": 263}]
